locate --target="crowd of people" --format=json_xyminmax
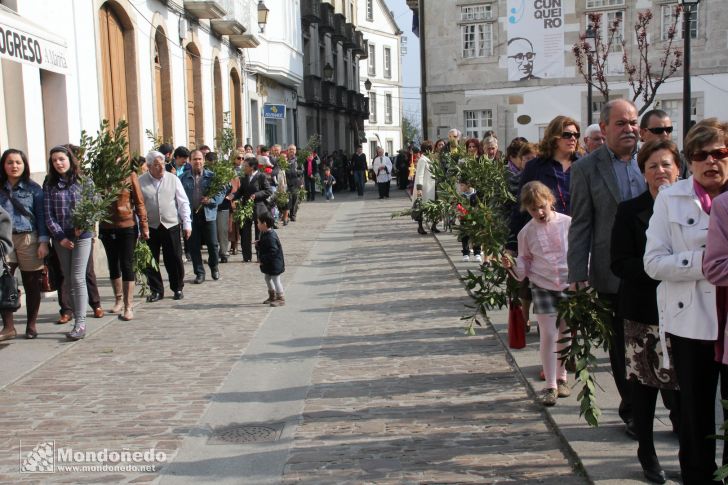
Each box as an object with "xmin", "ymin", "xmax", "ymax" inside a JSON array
[
  {"xmin": 0, "ymin": 141, "xmax": 321, "ymax": 345},
  {"xmin": 409, "ymin": 101, "xmax": 728, "ymax": 485}
]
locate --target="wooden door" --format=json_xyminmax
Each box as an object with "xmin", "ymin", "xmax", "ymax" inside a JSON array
[
  {"xmin": 229, "ymin": 69, "xmax": 242, "ymax": 144},
  {"xmin": 99, "ymin": 5, "xmax": 128, "ymax": 127},
  {"xmin": 185, "ymin": 49, "xmax": 195, "ymax": 147}
]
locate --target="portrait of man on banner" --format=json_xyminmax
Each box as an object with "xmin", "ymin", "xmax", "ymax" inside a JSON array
[{"xmin": 508, "ymin": 37, "xmax": 541, "ymax": 81}]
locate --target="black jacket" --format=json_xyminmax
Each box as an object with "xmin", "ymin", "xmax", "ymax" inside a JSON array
[
  {"xmin": 258, "ymin": 229, "xmax": 285, "ymax": 275},
  {"xmin": 352, "ymin": 153, "xmax": 367, "ymax": 172},
  {"xmin": 233, "ymin": 172, "xmax": 273, "ymax": 216},
  {"xmin": 507, "ymin": 156, "xmax": 573, "ymax": 251},
  {"xmin": 610, "ymin": 190, "xmax": 658, "ymax": 325},
  {"xmin": 285, "ymin": 157, "xmax": 302, "ymax": 189}
]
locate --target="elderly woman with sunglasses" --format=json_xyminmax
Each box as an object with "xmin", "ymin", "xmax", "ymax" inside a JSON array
[
  {"xmin": 507, "ymin": 115, "xmax": 580, "ymax": 252},
  {"xmin": 644, "ymin": 118, "xmax": 728, "ymax": 484}
]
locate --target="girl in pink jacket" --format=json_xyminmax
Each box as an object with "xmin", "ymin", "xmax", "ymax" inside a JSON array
[{"xmin": 502, "ymin": 181, "xmax": 572, "ymax": 406}]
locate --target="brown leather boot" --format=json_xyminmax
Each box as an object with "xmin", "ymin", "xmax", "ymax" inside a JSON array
[
  {"xmin": 109, "ymin": 278, "xmax": 123, "ymax": 313},
  {"xmin": 270, "ymin": 293, "xmax": 285, "ymax": 307},
  {"xmin": 119, "ymin": 281, "xmax": 135, "ymax": 321},
  {"xmin": 263, "ymin": 290, "xmax": 276, "ymax": 304}
]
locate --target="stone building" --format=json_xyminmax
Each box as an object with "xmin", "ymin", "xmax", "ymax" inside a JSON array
[
  {"xmin": 359, "ymin": 0, "xmax": 403, "ymax": 162},
  {"xmin": 297, "ymin": 0, "xmax": 370, "ymax": 155},
  {"xmin": 407, "ymin": 0, "xmax": 728, "ymax": 147}
]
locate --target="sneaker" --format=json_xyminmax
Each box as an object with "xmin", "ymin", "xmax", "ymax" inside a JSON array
[
  {"xmin": 540, "ymin": 388, "xmax": 558, "ymax": 406},
  {"xmin": 67, "ymin": 324, "xmax": 86, "ymax": 341},
  {"xmin": 462, "ymin": 255, "xmax": 470, "ymax": 262},
  {"xmin": 474, "ymin": 254, "xmax": 483, "ymax": 263},
  {"xmin": 557, "ymin": 380, "xmax": 571, "ymax": 398}
]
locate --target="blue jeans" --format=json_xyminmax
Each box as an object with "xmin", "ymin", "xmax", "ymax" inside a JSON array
[
  {"xmin": 55, "ymin": 238, "xmax": 92, "ymax": 327},
  {"xmin": 325, "ymin": 186, "xmax": 333, "ymax": 199},
  {"xmin": 354, "ymin": 170, "xmax": 365, "ymax": 196}
]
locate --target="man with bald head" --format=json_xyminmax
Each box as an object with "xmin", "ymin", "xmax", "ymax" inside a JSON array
[{"xmin": 568, "ymin": 99, "xmax": 645, "ymax": 438}]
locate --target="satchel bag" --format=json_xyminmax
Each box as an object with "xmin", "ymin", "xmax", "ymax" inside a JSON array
[
  {"xmin": 0, "ymin": 245, "xmax": 20, "ymax": 312},
  {"xmin": 411, "ymin": 197, "xmax": 423, "ymax": 222}
]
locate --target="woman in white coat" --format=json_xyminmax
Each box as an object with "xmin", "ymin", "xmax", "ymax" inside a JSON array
[
  {"xmin": 643, "ymin": 118, "xmax": 728, "ymax": 485},
  {"xmin": 414, "ymin": 143, "xmax": 437, "ymax": 235}
]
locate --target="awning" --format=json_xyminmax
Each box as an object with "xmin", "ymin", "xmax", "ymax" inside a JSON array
[{"xmin": 0, "ymin": 5, "xmax": 69, "ymax": 74}]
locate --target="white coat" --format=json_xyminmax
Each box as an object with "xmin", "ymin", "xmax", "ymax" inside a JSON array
[
  {"xmin": 414, "ymin": 154, "xmax": 436, "ymax": 202},
  {"xmin": 372, "ymin": 156, "xmax": 392, "ymax": 183},
  {"xmin": 643, "ymin": 177, "xmax": 716, "ymax": 366}
]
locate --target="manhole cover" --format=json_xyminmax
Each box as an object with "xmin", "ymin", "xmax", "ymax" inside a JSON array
[{"xmin": 207, "ymin": 423, "xmax": 285, "ymax": 445}]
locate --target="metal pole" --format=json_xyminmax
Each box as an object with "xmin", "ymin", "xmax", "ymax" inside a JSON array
[
  {"xmin": 682, "ymin": 5, "xmax": 691, "ymax": 144},
  {"xmin": 587, "ymin": 57, "xmax": 593, "ymax": 126},
  {"xmin": 418, "ymin": 3, "xmax": 427, "ymax": 139}
]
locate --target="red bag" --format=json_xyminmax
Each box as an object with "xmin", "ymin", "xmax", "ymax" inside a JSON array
[{"xmin": 507, "ymin": 298, "xmax": 526, "ymax": 349}]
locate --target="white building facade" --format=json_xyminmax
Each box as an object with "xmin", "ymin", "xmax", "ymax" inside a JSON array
[
  {"xmin": 358, "ymin": 0, "xmax": 402, "ymax": 161},
  {"xmin": 408, "ymin": 0, "xmax": 728, "ymax": 148},
  {"xmin": 0, "ymin": 0, "xmax": 303, "ymax": 179}
]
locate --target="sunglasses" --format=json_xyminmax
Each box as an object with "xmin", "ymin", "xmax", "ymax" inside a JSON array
[
  {"xmin": 561, "ymin": 132, "xmax": 580, "ymax": 140},
  {"xmin": 690, "ymin": 147, "xmax": 728, "ymax": 162},
  {"xmin": 647, "ymin": 126, "xmax": 674, "ymax": 135},
  {"xmin": 509, "ymin": 52, "xmax": 535, "ymax": 62},
  {"xmin": 236, "ymin": 156, "xmax": 245, "ymax": 160}
]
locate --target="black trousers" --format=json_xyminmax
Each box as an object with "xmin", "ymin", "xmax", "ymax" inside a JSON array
[
  {"xmin": 669, "ymin": 333, "xmax": 728, "ymax": 484},
  {"xmin": 598, "ymin": 292, "xmax": 632, "ymax": 423},
  {"xmin": 288, "ymin": 190, "xmax": 299, "ymax": 218},
  {"xmin": 631, "ymin": 380, "xmax": 680, "ymax": 458},
  {"xmin": 146, "ymin": 224, "xmax": 185, "ymax": 295},
  {"xmin": 305, "ymin": 176, "xmax": 316, "ymax": 201},
  {"xmin": 240, "ymin": 218, "xmax": 260, "ymax": 262},
  {"xmin": 99, "ymin": 226, "xmax": 137, "ymax": 281},
  {"xmin": 189, "ymin": 214, "xmax": 219, "ymax": 277},
  {"xmin": 377, "ymin": 181, "xmax": 390, "ymax": 198}
]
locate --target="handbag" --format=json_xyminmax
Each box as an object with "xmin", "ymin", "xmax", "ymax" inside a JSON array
[
  {"xmin": 507, "ymin": 297, "xmax": 526, "ymax": 349},
  {"xmin": 0, "ymin": 245, "xmax": 20, "ymax": 312},
  {"xmin": 411, "ymin": 197, "xmax": 423, "ymax": 222},
  {"xmin": 41, "ymin": 259, "xmax": 56, "ymax": 293}
]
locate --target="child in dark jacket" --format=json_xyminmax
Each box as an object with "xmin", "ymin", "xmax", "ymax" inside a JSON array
[
  {"xmin": 458, "ymin": 179, "xmax": 482, "ymax": 263},
  {"xmin": 256, "ymin": 212, "xmax": 286, "ymax": 306}
]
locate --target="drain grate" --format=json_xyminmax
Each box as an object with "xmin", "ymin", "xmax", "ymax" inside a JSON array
[{"xmin": 207, "ymin": 422, "xmax": 285, "ymax": 445}]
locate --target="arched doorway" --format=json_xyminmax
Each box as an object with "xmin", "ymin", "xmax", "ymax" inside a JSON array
[
  {"xmin": 98, "ymin": 2, "xmax": 140, "ymax": 152},
  {"xmin": 213, "ymin": 58, "xmax": 223, "ymax": 144},
  {"xmin": 185, "ymin": 43, "xmax": 203, "ymax": 147},
  {"xmin": 154, "ymin": 27, "xmax": 173, "ymax": 143},
  {"xmin": 229, "ymin": 68, "xmax": 242, "ymax": 144}
]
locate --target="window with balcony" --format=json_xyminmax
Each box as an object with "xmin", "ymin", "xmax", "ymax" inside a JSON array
[
  {"xmin": 661, "ymin": 3, "xmax": 698, "ymax": 41},
  {"xmin": 368, "ymin": 44, "xmax": 376, "ymax": 76},
  {"xmin": 464, "ymin": 110, "xmax": 492, "ymax": 139},
  {"xmin": 369, "ymin": 91, "xmax": 377, "ymax": 123},
  {"xmin": 460, "ymin": 5, "xmax": 493, "ymax": 59},
  {"xmin": 383, "ymin": 47, "xmax": 392, "ymax": 79},
  {"xmin": 385, "ymin": 94, "xmax": 392, "ymax": 124},
  {"xmin": 366, "ymin": 0, "xmax": 373, "ymax": 21}
]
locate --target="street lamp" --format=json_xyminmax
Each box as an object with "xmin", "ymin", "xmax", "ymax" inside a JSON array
[
  {"xmin": 257, "ymin": 0, "xmax": 269, "ymax": 33},
  {"xmin": 678, "ymin": 0, "xmax": 699, "ymax": 142},
  {"xmin": 323, "ymin": 62, "xmax": 334, "ymax": 81},
  {"xmin": 364, "ymin": 78, "xmax": 372, "ymax": 91},
  {"xmin": 584, "ymin": 25, "xmax": 596, "ymax": 126}
]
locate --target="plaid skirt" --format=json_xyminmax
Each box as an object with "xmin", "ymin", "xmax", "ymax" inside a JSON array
[{"xmin": 530, "ymin": 284, "xmax": 568, "ymax": 315}]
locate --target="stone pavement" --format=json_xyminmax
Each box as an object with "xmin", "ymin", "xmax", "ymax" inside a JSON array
[{"xmin": 0, "ymin": 185, "xmax": 583, "ymax": 483}]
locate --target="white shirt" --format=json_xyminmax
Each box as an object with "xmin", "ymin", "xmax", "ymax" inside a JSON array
[
  {"xmin": 151, "ymin": 173, "xmax": 192, "ymax": 231},
  {"xmin": 372, "ymin": 156, "xmax": 392, "ymax": 183}
]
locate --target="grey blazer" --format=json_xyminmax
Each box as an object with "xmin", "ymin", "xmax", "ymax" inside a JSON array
[{"xmin": 567, "ymin": 145, "xmax": 624, "ymax": 294}]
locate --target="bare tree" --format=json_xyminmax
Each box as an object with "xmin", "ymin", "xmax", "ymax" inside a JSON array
[{"xmin": 573, "ymin": 9, "xmax": 683, "ymax": 115}]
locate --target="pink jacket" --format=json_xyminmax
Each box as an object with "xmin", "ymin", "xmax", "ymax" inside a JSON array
[
  {"xmin": 703, "ymin": 191, "xmax": 728, "ymax": 364},
  {"xmin": 512, "ymin": 212, "xmax": 571, "ymax": 291}
]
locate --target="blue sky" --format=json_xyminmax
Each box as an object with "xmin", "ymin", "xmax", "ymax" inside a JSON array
[{"xmin": 382, "ymin": 0, "xmax": 421, "ymax": 129}]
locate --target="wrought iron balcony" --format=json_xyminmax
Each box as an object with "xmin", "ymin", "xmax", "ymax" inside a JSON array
[
  {"xmin": 302, "ymin": 0, "xmax": 321, "ymax": 25},
  {"xmin": 321, "ymin": 81, "xmax": 336, "ymax": 108},
  {"xmin": 304, "ymin": 75, "xmax": 322, "ymax": 104},
  {"xmin": 318, "ymin": 3, "xmax": 334, "ymax": 34},
  {"xmin": 335, "ymin": 86, "xmax": 347, "ymax": 110},
  {"xmin": 332, "ymin": 13, "xmax": 346, "ymax": 43},
  {"xmin": 343, "ymin": 23, "xmax": 356, "ymax": 49}
]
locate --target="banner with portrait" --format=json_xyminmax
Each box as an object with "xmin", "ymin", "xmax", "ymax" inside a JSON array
[{"xmin": 506, "ymin": 0, "xmax": 565, "ymax": 81}]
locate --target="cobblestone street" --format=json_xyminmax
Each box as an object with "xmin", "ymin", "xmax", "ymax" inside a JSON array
[{"xmin": 0, "ymin": 186, "xmax": 583, "ymax": 484}]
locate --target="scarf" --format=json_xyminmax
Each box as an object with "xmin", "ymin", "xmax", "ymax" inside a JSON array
[{"xmin": 694, "ymin": 179, "xmax": 714, "ymax": 214}]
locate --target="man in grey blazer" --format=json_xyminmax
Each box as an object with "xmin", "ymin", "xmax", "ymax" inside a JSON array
[{"xmin": 567, "ymin": 99, "xmax": 645, "ymax": 437}]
